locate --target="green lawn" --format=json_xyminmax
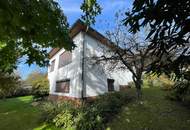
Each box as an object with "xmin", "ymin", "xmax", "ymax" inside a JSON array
[
  {"xmin": 108, "ymin": 87, "xmax": 190, "ymax": 130},
  {"xmin": 0, "ymin": 96, "xmax": 60, "ymax": 130},
  {"xmin": 0, "ymin": 87, "xmax": 190, "ymax": 130}
]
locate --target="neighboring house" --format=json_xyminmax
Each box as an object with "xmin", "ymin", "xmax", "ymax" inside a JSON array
[{"xmin": 48, "ymin": 19, "xmax": 133, "ymax": 100}]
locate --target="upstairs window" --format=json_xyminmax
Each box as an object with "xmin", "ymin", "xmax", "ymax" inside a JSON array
[
  {"xmin": 55, "ymin": 80, "xmax": 70, "ymax": 93},
  {"xmin": 59, "ymin": 51, "xmax": 72, "ymax": 68},
  {"xmin": 50, "ymin": 59, "xmax": 55, "ymax": 72}
]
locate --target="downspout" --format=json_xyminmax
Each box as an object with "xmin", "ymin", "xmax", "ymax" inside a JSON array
[{"xmin": 81, "ymin": 32, "xmax": 85, "ymax": 101}]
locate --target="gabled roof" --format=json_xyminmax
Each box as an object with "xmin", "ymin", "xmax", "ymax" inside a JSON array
[{"xmin": 49, "ymin": 19, "xmax": 113, "ymax": 59}]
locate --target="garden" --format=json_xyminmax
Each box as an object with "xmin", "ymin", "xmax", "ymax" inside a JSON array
[{"xmin": 0, "ymin": 79, "xmax": 190, "ymax": 130}]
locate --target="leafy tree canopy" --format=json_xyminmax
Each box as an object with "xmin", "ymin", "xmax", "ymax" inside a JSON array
[
  {"xmin": 81, "ymin": 0, "xmax": 102, "ymax": 25},
  {"xmin": 25, "ymin": 71, "xmax": 49, "ymax": 99},
  {"xmin": 123, "ymin": 0, "xmax": 190, "ymax": 79},
  {"xmin": 81, "ymin": 0, "xmax": 190, "ymax": 79},
  {"xmin": 0, "ymin": 0, "xmax": 74, "ymax": 73}
]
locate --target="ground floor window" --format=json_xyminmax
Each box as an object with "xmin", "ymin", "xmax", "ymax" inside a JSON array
[
  {"xmin": 107, "ymin": 79, "xmax": 114, "ymax": 92},
  {"xmin": 55, "ymin": 79, "xmax": 70, "ymax": 93}
]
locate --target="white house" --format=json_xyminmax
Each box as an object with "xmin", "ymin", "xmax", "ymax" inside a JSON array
[{"xmin": 48, "ymin": 19, "xmax": 133, "ymax": 100}]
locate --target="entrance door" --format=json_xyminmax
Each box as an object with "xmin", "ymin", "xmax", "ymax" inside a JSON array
[{"xmin": 107, "ymin": 79, "xmax": 114, "ymax": 92}]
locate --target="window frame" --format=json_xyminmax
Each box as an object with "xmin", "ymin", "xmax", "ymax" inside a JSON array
[
  {"xmin": 55, "ymin": 79, "xmax": 70, "ymax": 93},
  {"xmin": 50, "ymin": 59, "xmax": 55, "ymax": 72},
  {"xmin": 58, "ymin": 51, "xmax": 72, "ymax": 68},
  {"xmin": 107, "ymin": 79, "xmax": 115, "ymax": 92}
]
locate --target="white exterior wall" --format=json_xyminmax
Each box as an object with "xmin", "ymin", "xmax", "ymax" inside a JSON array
[
  {"xmin": 48, "ymin": 31, "xmax": 133, "ymax": 98},
  {"xmin": 48, "ymin": 32, "xmax": 83, "ymax": 98},
  {"xmin": 84, "ymin": 34, "xmax": 133, "ymax": 97}
]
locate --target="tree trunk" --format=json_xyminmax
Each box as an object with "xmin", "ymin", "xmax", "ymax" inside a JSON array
[{"xmin": 134, "ymin": 78, "xmax": 143, "ymax": 99}]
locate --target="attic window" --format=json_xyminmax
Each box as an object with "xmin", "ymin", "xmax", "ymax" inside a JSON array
[
  {"xmin": 50, "ymin": 59, "xmax": 55, "ymax": 72},
  {"xmin": 59, "ymin": 51, "xmax": 72, "ymax": 68}
]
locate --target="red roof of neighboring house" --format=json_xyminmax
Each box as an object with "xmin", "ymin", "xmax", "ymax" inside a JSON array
[{"xmin": 49, "ymin": 19, "xmax": 114, "ymax": 59}]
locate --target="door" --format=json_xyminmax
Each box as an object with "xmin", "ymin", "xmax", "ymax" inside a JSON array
[{"xmin": 107, "ymin": 79, "xmax": 114, "ymax": 92}]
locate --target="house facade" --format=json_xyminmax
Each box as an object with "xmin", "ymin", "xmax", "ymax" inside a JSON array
[{"xmin": 48, "ymin": 20, "xmax": 133, "ymax": 100}]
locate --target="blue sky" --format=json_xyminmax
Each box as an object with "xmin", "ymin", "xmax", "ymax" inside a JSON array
[{"xmin": 18, "ymin": 0, "xmax": 133, "ymax": 79}]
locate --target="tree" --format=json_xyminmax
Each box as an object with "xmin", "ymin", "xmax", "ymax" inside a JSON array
[
  {"xmin": 25, "ymin": 71, "xmax": 49, "ymax": 99},
  {"xmin": 80, "ymin": 0, "xmax": 102, "ymax": 25},
  {"xmin": 123, "ymin": 0, "xmax": 190, "ymax": 79},
  {"xmin": 81, "ymin": 0, "xmax": 190, "ymax": 80},
  {"xmin": 0, "ymin": 72, "xmax": 21, "ymax": 99},
  {"xmin": 91, "ymin": 14, "xmax": 155, "ymax": 98},
  {"xmin": 0, "ymin": 0, "xmax": 74, "ymax": 73}
]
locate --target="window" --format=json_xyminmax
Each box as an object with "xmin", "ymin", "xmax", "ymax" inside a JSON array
[
  {"xmin": 107, "ymin": 79, "xmax": 114, "ymax": 92},
  {"xmin": 59, "ymin": 51, "xmax": 72, "ymax": 68},
  {"xmin": 55, "ymin": 80, "xmax": 70, "ymax": 93},
  {"xmin": 50, "ymin": 60, "xmax": 55, "ymax": 72}
]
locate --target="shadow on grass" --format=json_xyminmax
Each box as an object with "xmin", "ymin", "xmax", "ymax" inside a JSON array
[
  {"xmin": 107, "ymin": 87, "xmax": 190, "ymax": 130},
  {"xmin": 0, "ymin": 96, "xmax": 42, "ymax": 130},
  {"xmin": 34, "ymin": 124, "xmax": 61, "ymax": 130}
]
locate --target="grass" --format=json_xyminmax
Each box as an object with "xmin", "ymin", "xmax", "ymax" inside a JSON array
[
  {"xmin": 0, "ymin": 96, "xmax": 60, "ymax": 130},
  {"xmin": 108, "ymin": 87, "xmax": 190, "ymax": 130},
  {"xmin": 0, "ymin": 87, "xmax": 190, "ymax": 130}
]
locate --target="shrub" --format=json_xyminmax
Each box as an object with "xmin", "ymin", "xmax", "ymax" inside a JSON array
[
  {"xmin": 143, "ymin": 74, "xmax": 174, "ymax": 90},
  {"xmin": 0, "ymin": 87, "xmax": 32, "ymax": 99},
  {"xmin": 75, "ymin": 105, "xmax": 103, "ymax": 130},
  {"xmin": 167, "ymin": 80, "xmax": 190, "ymax": 106},
  {"xmin": 0, "ymin": 72, "xmax": 21, "ymax": 99},
  {"xmin": 53, "ymin": 109, "xmax": 75, "ymax": 128},
  {"xmin": 25, "ymin": 72, "xmax": 49, "ymax": 100},
  {"xmin": 12, "ymin": 87, "xmax": 32, "ymax": 97},
  {"xmin": 40, "ymin": 102, "xmax": 60, "ymax": 122},
  {"xmin": 128, "ymin": 81, "xmax": 135, "ymax": 88},
  {"xmin": 159, "ymin": 75, "xmax": 174, "ymax": 90},
  {"xmin": 41, "ymin": 91, "xmax": 131, "ymax": 130},
  {"xmin": 94, "ymin": 91, "xmax": 130, "ymax": 122},
  {"xmin": 32, "ymin": 78, "xmax": 49, "ymax": 100},
  {"xmin": 40, "ymin": 101, "xmax": 75, "ymax": 122},
  {"xmin": 169, "ymin": 81, "xmax": 190, "ymax": 99}
]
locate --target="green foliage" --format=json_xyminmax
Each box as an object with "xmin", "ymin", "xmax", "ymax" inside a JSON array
[
  {"xmin": 13, "ymin": 87, "xmax": 32, "ymax": 97},
  {"xmin": 128, "ymin": 81, "xmax": 135, "ymax": 88},
  {"xmin": 41, "ymin": 100, "xmax": 103, "ymax": 130},
  {"xmin": 75, "ymin": 105, "xmax": 103, "ymax": 130},
  {"xmin": 32, "ymin": 77, "xmax": 49, "ymax": 99},
  {"xmin": 109, "ymin": 87, "xmax": 190, "ymax": 130},
  {"xmin": 25, "ymin": 71, "xmax": 49, "ymax": 99},
  {"xmin": 168, "ymin": 80, "xmax": 190, "ymax": 105},
  {"xmin": 94, "ymin": 91, "xmax": 131, "ymax": 122},
  {"xmin": 52, "ymin": 102, "xmax": 76, "ymax": 129},
  {"xmin": 41, "ymin": 102, "xmax": 61, "ymax": 122},
  {"xmin": 0, "ymin": 0, "xmax": 74, "ymax": 73},
  {"xmin": 41, "ymin": 101, "xmax": 75, "ymax": 123},
  {"xmin": 144, "ymin": 74, "xmax": 174, "ymax": 90},
  {"xmin": 53, "ymin": 110, "xmax": 75, "ymax": 129},
  {"xmin": 124, "ymin": 0, "xmax": 190, "ymax": 80},
  {"xmin": 41, "ymin": 91, "xmax": 131, "ymax": 130},
  {"xmin": 76, "ymin": 92, "xmax": 131, "ymax": 130},
  {"xmin": 81, "ymin": 0, "xmax": 102, "ymax": 25},
  {"xmin": 0, "ymin": 72, "xmax": 20, "ymax": 98}
]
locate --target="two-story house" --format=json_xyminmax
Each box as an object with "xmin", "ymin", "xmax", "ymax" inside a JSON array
[{"xmin": 48, "ymin": 19, "xmax": 133, "ymax": 100}]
